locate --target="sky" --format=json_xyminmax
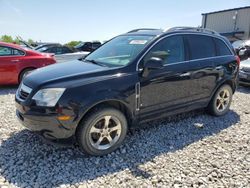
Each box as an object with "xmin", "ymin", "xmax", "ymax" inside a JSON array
[{"xmin": 0, "ymin": 0, "xmax": 249, "ymax": 44}]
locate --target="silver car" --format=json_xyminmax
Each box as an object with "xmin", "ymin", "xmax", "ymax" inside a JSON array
[{"xmin": 239, "ymin": 58, "xmax": 250, "ymax": 85}]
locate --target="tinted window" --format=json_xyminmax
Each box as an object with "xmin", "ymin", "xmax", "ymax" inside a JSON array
[
  {"xmin": 13, "ymin": 49, "xmax": 25, "ymax": 56},
  {"xmin": 37, "ymin": 46, "xmax": 49, "ymax": 52},
  {"xmin": 0, "ymin": 46, "xmax": 12, "ymax": 56},
  {"xmin": 92, "ymin": 43, "xmax": 101, "ymax": 49},
  {"xmin": 46, "ymin": 47, "xmax": 57, "ymax": 53},
  {"xmin": 144, "ymin": 35, "xmax": 185, "ymax": 65},
  {"xmin": 62, "ymin": 47, "xmax": 73, "ymax": 53},
  {"xmin": 214, "ymin": 39, "xmax": 232, "ymax": 56},
  {"xmin": 56, "ymin": 47, "xmax": 63, "ymax": 54},
  {"xmin": 186, "ymin": 35, "xmax": 216, "ymax": 60}
]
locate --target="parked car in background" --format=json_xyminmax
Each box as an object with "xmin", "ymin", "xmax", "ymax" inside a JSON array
[
  {"xmin": 16, "ymin": 27, "xmax": 239, "ymax": 156},
  {"xmin": 239, "ymin": 58, "xmax": 250, "ymax": 85},
  {"xmin": 75, "ymin": 41, "xmax": 101, "ymax": 52},
  {"xmin": 232, "ymin": 40, "xmax": 250, "ymax": 61},
  {"xmin": 0, "ymin": 42, "xmax": 56, "ymax": 85},
  {"xmin": 36, "ymin": 44, "xmax": 75, "ymax": 54},
  {"xmin": 36, "ymin": 44, "xmax": 89, "ymax": 63},
  {"xmin": 54, "ymin": 51, "xmax": 89, "ymax": 63},
  {"xmin": 34, "ymin": 43, "xmax": 61, "ymax": 51}
]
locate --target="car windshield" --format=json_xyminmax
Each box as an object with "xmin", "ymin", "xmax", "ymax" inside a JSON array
[
  {"xmin": 36, "ymin": 46, "xmax": 49, "ymax": 52},
  {"xmin": 85, "ymin": 35, "xmax": 154, "ymax": 67},
  {"xmin": 75, "ymin": 42, "xmax": 86, "ymax": 48}
]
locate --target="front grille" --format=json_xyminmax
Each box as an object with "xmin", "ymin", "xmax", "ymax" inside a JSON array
[
  {"xmin": 18, "ymin": 83, "xmax": 32, "ymax": 101},
  {"xmin": 19, "ymin": 89, "xmax": 29, "ymax": 100}
]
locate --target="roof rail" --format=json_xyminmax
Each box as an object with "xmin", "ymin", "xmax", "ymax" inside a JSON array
[
  {"xmin": 127, "ymin": 28, "xmax": 160, "ymax": 33},
  {"xmin": 166, "ymin": 27, "xmax": 219, "ymax": 35}
]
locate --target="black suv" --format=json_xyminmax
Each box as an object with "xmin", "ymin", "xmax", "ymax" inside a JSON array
[
  {"xmin": 75, "ymin": 41, "xmax": 101, "ymax": 52},
  {"xmin": 16, "ymin": 27, "xmax": 239, "ymax": 156}
]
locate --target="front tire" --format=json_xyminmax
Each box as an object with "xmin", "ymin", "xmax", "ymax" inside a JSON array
[
  {"xmin": 76, "ymin": 107, "xmax": 128, "ymax": 156},
  {"xmin": 207, "ymin": 84, "xmax": 233, "ymax": 116}
]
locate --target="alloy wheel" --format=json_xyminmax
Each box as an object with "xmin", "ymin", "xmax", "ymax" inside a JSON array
[
  {"xmin": 216, "ymin": 89, "xmax": 230, "ymax": 112},
  {"xmin": 89, "ymin": 115, "xmax": 122, "ymax": 150}
]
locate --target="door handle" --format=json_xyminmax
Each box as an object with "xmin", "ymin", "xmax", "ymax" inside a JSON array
[
  {"xmin": 11, "ymin": 59, "xmax": 19, "ymax": 63},
  {"xmin": 180, "ymin": 72, "xmax": 191, "ymax": 77},
  {"xmin": 216, "ymin": 66, "xmax": 223, "ymax": 70}
]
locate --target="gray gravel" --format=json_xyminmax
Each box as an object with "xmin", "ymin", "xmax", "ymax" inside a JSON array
[{"xmin": 0, "ymin": 86, "xmax": 249, "ymax": 188}]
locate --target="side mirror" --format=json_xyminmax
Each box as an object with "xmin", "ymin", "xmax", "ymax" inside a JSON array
[
  {"xmin": 239, "ymin": 48, "xmax": 246, "ymax": 56},
  {"xmin": 238, "ymin": 48, "xmax": 248, "ymax": 61},
  {"xmin": 142, "ymin": 57, "xmax": 163, "ymax": 77}
]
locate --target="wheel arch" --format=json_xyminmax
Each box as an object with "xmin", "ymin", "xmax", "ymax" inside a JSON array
[
  {"xmin": 208, "ymin": 79, "xmax": 236, "ymax": 106},
  {"xmin": 75, "ymin": 99, "xmax": 134, "ymax": 135},
  {"xmin": 18, "ymin": 67, "xmax": 36, "ymax": 83}
]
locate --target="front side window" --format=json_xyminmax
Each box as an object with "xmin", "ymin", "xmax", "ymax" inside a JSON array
[
  {"xmin": 143, "ymin": 35, "xmax": 185, "ymax": 65},
  {"xmin": 85, "ymin": 35, "xmax": 154, "ymax": 67},
  {"xmin": 0, "ymin": 46, "xmax": 12, "ymax": 56},
  {"xmin": 186, "ymin": 35, "xmax": 216, "ymax": 60}
]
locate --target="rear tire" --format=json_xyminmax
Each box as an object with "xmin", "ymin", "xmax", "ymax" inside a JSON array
[
  {"xmin": 207, "ymin": 84, "xmax": 233, "ymax": 116},
  {"xmin": 76, "ymin": 107, "xmax": 128, "ymax": 156}
]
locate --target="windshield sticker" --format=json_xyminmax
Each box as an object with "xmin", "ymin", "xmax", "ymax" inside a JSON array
[{"xmin": 129, "ymin": 40, "xmax": 148, "ymax": 45}]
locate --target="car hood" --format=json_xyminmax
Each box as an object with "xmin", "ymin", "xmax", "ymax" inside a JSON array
[{"xmin": 23, "ymin": 60, "xmax": 108, "ymax": 88}]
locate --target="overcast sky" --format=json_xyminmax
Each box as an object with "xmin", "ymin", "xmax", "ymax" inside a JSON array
[{"xmin": 0, "ymin": 0, "xmax": 249, "ymax": 43}]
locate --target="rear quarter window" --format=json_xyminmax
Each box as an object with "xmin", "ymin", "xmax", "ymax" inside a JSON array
[
  {"xmin": 186, "ymin": 35, "xmax": 216, "ymax": 60},
  {"xmin": 214, "ymin": 38, "xmax": 232, "ymax": 56},
  {"xmin": 13, "ymin": 49, "xmax": 25, "ymax": 56}
]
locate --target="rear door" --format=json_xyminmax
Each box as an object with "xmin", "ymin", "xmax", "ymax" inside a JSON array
[
  {"xmin": 138, "ymin": 35, "xmax": 203, "ymax": 119},
  {"xmin": 0, "ymin": 46, "xmax": 24, "ymax": 84},
  {"xmin": 185, "ymin": 34, "xmax": 218, "ymax": 100}
]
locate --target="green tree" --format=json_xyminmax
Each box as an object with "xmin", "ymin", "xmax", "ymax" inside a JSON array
[
  {"xmin": 65, "ymin": 41, "xmax": 82, "ymax": 48},
  {"xmin": 0, "ymin": 35, "xmax": 14, "ymax": 43},
  {"xmin": 27, "ymin": 38, "xmax": 34, "ymax": 45}
]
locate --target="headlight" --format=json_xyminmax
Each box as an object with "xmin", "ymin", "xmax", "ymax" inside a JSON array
[{"xmin": 32, "ymin": 88, "xmax": 65, "ymax": 107}]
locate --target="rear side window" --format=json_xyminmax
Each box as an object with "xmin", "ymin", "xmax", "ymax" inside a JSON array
[
  {"xmin": 62, "ymin": 47, "xmax": 73, "ymax": 53},
  {"xmin": 214, "ymin": 38, "xmax": 232, "ymax": 56},
  {"xmin": 186, "ymin": 35, "xmax": 216, "ymax": 60},
  {"xmin": 92, "ymin": 43, "xmax": 101, "ymax": 49},
  {"xmin": 13, "ymin": 49, "xmax": 25, "ymax": 56}
]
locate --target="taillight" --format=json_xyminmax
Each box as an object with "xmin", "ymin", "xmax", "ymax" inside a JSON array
[{"xmin": 236, "ymin": 56, "xmax": 240, "ymax": 66}]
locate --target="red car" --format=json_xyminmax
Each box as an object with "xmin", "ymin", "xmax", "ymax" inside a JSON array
[{"xmin": 0, "ymin": 42, "xmax": 56, "ymax": 85}]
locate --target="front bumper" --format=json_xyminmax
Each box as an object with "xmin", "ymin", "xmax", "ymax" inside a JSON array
[{"xmin": 15, "ymin": 100, "xmax": 76, "ymax": 141}]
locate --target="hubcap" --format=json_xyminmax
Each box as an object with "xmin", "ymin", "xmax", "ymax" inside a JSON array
[
  {"xmin": 216, "ymin": 89, "xmax": 230, "ymax": 112},
  {"xmin": 89, "ymin": 115, "xmax": 122, "ymax": 150}
]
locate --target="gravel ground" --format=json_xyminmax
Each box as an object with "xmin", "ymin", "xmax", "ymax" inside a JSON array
[{"xmin": 0, "ymin": 86, "xmax": 249, "ymax": 188}]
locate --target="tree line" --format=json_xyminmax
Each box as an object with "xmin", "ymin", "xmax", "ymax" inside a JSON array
[{"xmin": 0, "ymin": 35, "xmax": 81, "ymax": 48}]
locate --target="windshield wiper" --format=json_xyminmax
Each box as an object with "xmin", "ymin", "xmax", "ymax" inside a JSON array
[{"xmin": 83, "ymin": 59, "xmax": 107, "ymax": 67}]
